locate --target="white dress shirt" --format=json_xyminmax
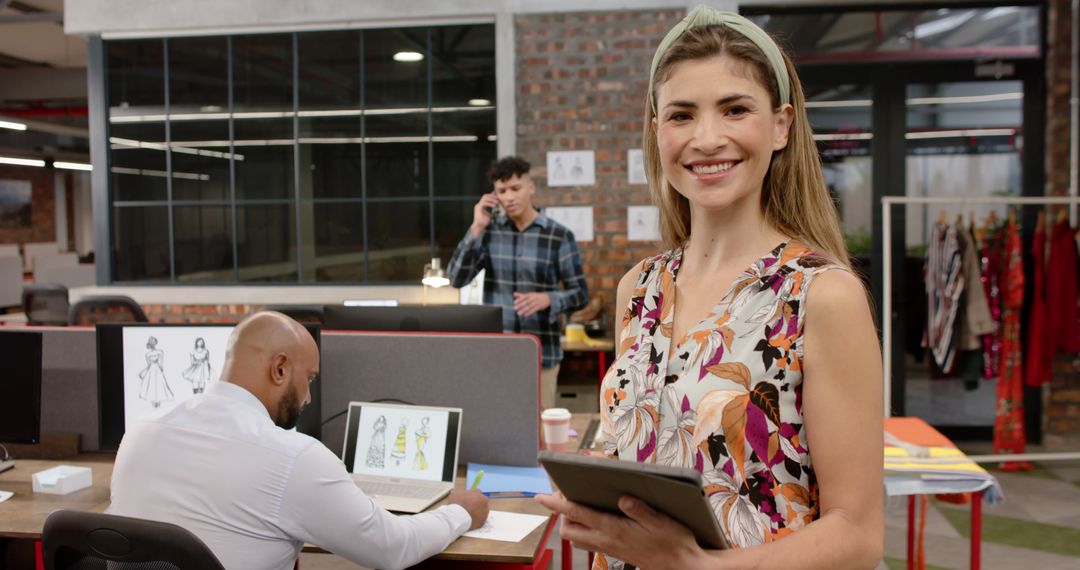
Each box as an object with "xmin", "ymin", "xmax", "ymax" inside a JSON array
[{"xmin": 108, "ymin": 381, "xmax": 471, "ymax": 570}]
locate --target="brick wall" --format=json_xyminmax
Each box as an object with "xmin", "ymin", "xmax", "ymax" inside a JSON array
[
  {"xmin": 0, "ymin": 165, "xmax": 55, "ymax": 245},
  {"xmin": 1044, "ymin": 0, "xmax": 1077, "ymax": 437},
  {"xmin": 515, "ymin": 9, "xmax": 683, "ymax": 331}
]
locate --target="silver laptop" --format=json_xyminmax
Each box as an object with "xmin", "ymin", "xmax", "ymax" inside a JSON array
[{"xmin": 342, "ymin": 401, "xmax": 462, "ymax": 513}]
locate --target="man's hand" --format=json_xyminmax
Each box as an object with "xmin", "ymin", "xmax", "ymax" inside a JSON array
[
  {"xmin": 513, "ymin": 292, "xmax": 551, "ymax": 318},
  {"xmin": 470, "ymin": 193, "xmax": 499, "ymax": 238},
  {"xmin": 447, "ymin": 490, "xmax": 489, "ymax": 530}
]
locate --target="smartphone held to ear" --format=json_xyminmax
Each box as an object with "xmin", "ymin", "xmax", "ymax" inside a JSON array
[{"xmin": 485, "ymin": 202, "xmax": 503, "ymax": 217}]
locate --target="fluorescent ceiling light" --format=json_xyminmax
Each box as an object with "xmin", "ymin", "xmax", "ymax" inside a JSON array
[
  {"xmin": 55, "ymin": 161, "xmax": 93, "ymax": 171},
  {"xmin": 393, "ymin": 51, "xmax": 424, "ymax": 62},
  {"xmin": 0, "ymin": 120, "xmax": 27, "ymax": 131},
  {"xmin": 468, "ymin": 99, "xmax": 492, "ymax": 106},
  {"xmin": 0, "ymin": 156, "xmax": 45, "ymax": 167}
]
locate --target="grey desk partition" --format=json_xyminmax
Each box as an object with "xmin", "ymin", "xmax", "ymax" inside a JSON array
[
  {"xmin": 2, "ymin": 327, "xmax": 540, "ymax": 465},
  {"xmin": 0, "ymin": 327, "xmax": 100, "ymax": 451},
  {"xmin": 320, "ymin": 331, "xmax": 541, "ymax": 467}
]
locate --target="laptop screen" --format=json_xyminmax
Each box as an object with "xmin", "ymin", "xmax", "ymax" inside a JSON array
[{"xmin": 342, "ymin": 402, "xmax": 461, "ymax": 484}]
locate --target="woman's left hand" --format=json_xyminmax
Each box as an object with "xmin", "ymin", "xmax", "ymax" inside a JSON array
[{"xmin": 534, "ymin": 492, "xmax": 709, "ymax": 569}]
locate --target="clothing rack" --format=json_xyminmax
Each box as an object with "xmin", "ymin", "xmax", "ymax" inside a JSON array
[{"xmin": 881, "ymin": 195, "xmax": 1080, "ymax": 463}]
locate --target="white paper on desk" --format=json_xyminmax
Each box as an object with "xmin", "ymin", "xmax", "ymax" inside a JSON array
[
  {"xmin": 463, "ymin": 510, "xmax": 548, "ymax": 543},
  {"xmin": 0, "ymin": 490, "xmax": 12, "ymax": 503}
]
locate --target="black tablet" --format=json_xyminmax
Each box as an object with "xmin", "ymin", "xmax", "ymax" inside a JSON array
[{"xmin": 538, "ymin": 451, "xmax": 728, "ymax": 550}]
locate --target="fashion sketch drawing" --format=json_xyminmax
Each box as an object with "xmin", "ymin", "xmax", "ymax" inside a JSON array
[
  {"xmin": 365, "ymin": 415, "xmax": 387, "ymax": 469},
  {"xmin": 414, "ymin": 417, "xmax": 430, "ymax": 470},
  {"xmin": 181, "ymin": 337, "xmax": 212, "ymax": 394},
  {"xmin": 138, "ymin": 336, "xmax": 174, "ymax": 408},
  {"xmin": 391, "ymin": 418, "xmax": 408, "ymax": 466}
]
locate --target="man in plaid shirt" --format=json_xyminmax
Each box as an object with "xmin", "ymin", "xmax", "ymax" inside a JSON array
[{"xmin": 448, "ymin": 156, "xmax": 588, "ymax": 409}]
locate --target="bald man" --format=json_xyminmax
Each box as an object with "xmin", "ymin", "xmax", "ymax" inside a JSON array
[{"xmin": 108, "ymin": 312, "xmax": 488, "ymax": 570}]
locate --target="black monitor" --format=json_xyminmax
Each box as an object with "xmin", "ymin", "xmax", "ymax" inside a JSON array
[
  {"xmin": 0, "ymin": 331, "xmax": 43, "ymax": 444},
  {"xmin": 322, "ymin": 304, "xmax": 504, "ymax": 333},
  {"xmin": 97, "ymin": 322, "xmax": 322, "ymax": 450}
]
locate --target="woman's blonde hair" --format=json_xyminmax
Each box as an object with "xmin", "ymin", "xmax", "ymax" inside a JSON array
[{"xmin": 644, "ymin": 25, "xmax": 849, "ymax": 266}]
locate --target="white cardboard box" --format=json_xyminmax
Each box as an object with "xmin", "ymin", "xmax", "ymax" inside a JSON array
[{"xmin": 32, "ymin": 465, "xmax": 93, "ymax": 495}]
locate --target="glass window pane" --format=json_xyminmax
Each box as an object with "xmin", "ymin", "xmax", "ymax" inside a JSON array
[
  {"xmin": 174, "ymin": 206, "xmax": 233, "ymax": 281},
  {"xmin": 310, "ymin": 201, "xmax": 365, "ymax": 282},
  {"xmin": 365, "ymin": 28, "xmax": 429, "ymax": 109},
  {"xmin": 367, "ymin": 201, "xmax": 429, "ymax": 281},
  {"xmin": 236, "ymin": 204, "xmax": 297, "ymax": 282},
  {"xmin": 300, "ymin": 143, "xmax": 362, "ymax": 200},
  {"xmin": 749, "ymin": 7, "xmax": 1040, "ymax": 62},
  {"xmin": 805, "ymin": 84, "xmax": 873, "ymax": 251},
  {"xmin": 109, "ymin": 123, "xmax": 168, "ymax": 202},
  {"xmin": 298, "ymin": 30, "xmax": 360, "ymax": 109},
  {"xmin": 113, "ymin": 206, "xmax": 170, "ymax": 281},
  {"xmin": 235, "ymin": 142, "xmax": 293, "ymax": 201},
  {"xmin": 168, "ymin": 36, "xmax": 228, "ymax": 113},
  {"xmin": 108, "ymin": 39, "xmax": 164, "ymax": 111},
  {"xmin": 432, "ymin": 135, "xmax": 495, "ymax": 198},
  {"xmin": 430, "ymin": 25, "xmax": 495, "ymax": 108},
  {"xmin": 434, "ymin": 199, "xmax": 474, "ymax": 265},
  {"xmin": 365, "ymin": 114, "xmax": 428, "ymax": 198},
  {"xmin": 904, "ymin": 81, "xmax": 1022, "ymax": 249},
  {"xmin": 169, "ymin": 120, "xmax": 230, "ymax": 201},
  {"xmin": 233, "ymin": 34, "xmax": 294, "ymax": 112}
]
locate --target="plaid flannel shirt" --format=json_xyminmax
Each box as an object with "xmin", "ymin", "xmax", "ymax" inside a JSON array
[{"xmin": 447, "ymin": 211, "xmax": 588, "ymax": 368}]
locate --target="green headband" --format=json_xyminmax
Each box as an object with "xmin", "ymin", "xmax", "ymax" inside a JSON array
[{"xmin": 648, "ymin": 5, "xmax": 790, "ymax": 110}]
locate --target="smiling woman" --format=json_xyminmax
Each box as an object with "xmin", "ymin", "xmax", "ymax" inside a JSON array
[{"xmin": 536, "ymin": 6, "xmax": 884, "ymax": 570}]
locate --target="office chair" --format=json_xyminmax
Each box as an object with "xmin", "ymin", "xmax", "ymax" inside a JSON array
[
  {"xmin": 68, "ymin": 295, "xmax": 149, "ymax": 326},
  {"xmin": 42, "ymin": 509, "xmax": 226, "ymax": 570},
  {"xmin": 22, "ymin": 284, "xmax": 70, "ymax": 326}
]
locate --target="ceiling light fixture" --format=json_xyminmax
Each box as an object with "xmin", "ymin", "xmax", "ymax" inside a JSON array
[
  {"xmin": 0, "ymin": 156, "xmax": 46, "ymax": 167},
  {"xmin": 0, "ymin": 120, "xmax": 27, "ymax": 131},
  {"xmin": 468, "ymin": 99, "xmax": 492, "ymax": 106},
  {"xmin": 393, "ymin": 51, "xmax": 424, "ymax": 62},
  {"xmin": 54, "ymin": 161, "xmax": 93, "ymax": 171}
]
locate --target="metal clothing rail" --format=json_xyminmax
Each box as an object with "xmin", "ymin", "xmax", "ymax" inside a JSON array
[{"xmin": 881, "ymin": 195, "xmax": 1080, "ymax": 463}]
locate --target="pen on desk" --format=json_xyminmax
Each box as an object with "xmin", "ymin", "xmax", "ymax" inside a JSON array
[{"xmin": 470, "ymin": 470, "xmax": 485, "ymax": 490}]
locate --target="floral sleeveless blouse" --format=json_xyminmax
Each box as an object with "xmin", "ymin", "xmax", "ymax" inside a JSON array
[{"xmin": 597, "ymin": 241, "xmax": 844, "ymax": 568}]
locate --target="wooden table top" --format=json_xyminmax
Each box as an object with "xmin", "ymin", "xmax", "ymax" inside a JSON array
[{"xmin": 0, "ymin": 455, "xmax": 114, "ymax": 540}]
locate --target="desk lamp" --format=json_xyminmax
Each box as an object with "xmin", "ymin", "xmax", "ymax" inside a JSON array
[{"xmin": 421, "ymin": 257, "xmax": 450, "ymax": 304}]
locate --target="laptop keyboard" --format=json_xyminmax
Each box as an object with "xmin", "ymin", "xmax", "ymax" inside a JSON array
[{"xmin": 357, "ymin": 481, "xmax": 446, "ymax": 500}]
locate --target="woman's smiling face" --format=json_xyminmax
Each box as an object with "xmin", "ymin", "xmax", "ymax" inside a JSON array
[{"xmin": 653, "ymin": 55, "xmax": 792, "ymax": 214}]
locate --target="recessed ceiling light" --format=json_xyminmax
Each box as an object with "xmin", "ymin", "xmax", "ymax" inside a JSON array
[
  {"xmin": 393, "ymin": 51, "xmax": 424, "ymax": 62},
  {"xmin": 468, "ymin": 99, "xmax": 492, "ymax": 106},
  {"xmin": 54, "ymin": 161, "xmax": 93, "ymax": 171},
  {"xmin": 0, "ymin": 120, "xmax": 27, "ymax": 131},
  {"xmin": 0, "ymin": 156, "xmax": 46, "ymax": 167},
  {"xmin": 200, "ymin": 105, "xmax": 223, "ymax": 113}
]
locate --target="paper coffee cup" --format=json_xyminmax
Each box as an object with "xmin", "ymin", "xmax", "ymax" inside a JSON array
[
  {"xmin": 542, "ymin": 407, "xmax": 572, "ymax": 451},
  {"xmin": 565, "ymin": 323, "xmax": 588, "ymax": 343}
]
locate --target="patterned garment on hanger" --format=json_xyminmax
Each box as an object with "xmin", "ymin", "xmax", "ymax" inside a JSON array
[
  {"xmin": 925, "ymin": 222, "xmax": 965, "ymax": 373},
  {"xmin": 993, "ymin": 218, "xmax": 1030, "ymax": 470},
  {"xmin": 596, "ymin": 241, "xmax": 846, "ymax": 569},
  {"xmin": 978, "ymin": 221, "xmax": 1003, "ymax": 379}
]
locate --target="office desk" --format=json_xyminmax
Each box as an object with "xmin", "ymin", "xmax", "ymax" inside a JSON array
[
  {"xmin": 562, "ymin": 338, "xmax": 615, "ymax": 384},
  {"xmin": 0, "ymin": 455, "xmax": 554, "ymax": 570},
  {"xmin": 0, "ymin": 456, "xmax": 113, "ymax": 540}
]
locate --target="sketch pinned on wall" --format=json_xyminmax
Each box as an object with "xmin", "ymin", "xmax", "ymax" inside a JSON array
[
  {"xmin": 122, "ymin": 326, "xmax": 233, "ymax": 430},
  {"xmin": 0, "ymin": 179, "xmax": 32, "ymax": 229},
  {"xmin": 545, "ymin": 206, "xmax": 594, "ymax": 242},
  {"xmin": 365, "ymin": 415, "xmax": 387, "ymax": 469},
  {"xmin": 181, "ymin": 337, "xmax": 211, "ymax": 394},
  {"xmin": 138, "ymin": 336, "xmax": 174, "ymax": 408},
  {"xmin": 546, "ymin": 150, "xmax": 595, "ymax": 187},
  {"xmin": 627, "ymin": 206, "xmax": 661, "ymax": 242},
  {"xmin": 414, "ymin": 417, "xmax": 431, "ymax": 470},
  {"xmin": 391, "ymin": 418, "xmax": 408, "ymax": 466},
  {"xmin": 627, "ymin": 149, "xmax": 648, "ymax": 185}
]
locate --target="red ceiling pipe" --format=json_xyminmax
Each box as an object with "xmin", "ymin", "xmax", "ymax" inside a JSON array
[{"xmin": 0, "ymin": 106, "xmax": 89, "ymax": 117}]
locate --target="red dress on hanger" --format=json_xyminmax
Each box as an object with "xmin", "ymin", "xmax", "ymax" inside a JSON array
[
  {"xmin": 994, "ymin": 218, "xmax": 1030, "ymax": 471},
  {"xmin": 979, "ymin": 222, "xmax": 1002, "ymax": 379},
  {"xmin": 1046, "ymin": 219, "xmax": 1080, "ymax": 354},
  {"xmin": 1024, "ymin": 222, "xmax": 1051, "ymax": 387}
]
